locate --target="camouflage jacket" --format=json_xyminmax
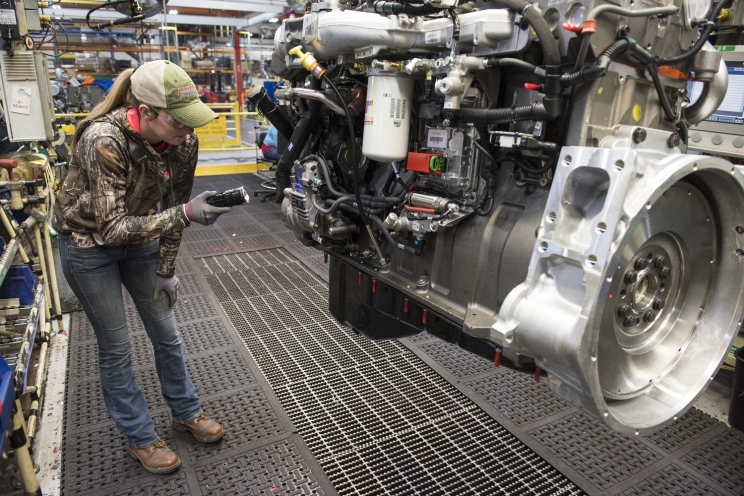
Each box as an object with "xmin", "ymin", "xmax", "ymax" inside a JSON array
[{"xmin": 54, "ymin": 107, "xmax": 197, "ymax": 277}]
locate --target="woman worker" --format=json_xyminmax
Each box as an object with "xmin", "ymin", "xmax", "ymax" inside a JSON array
[{"xmin": 54, "ymin": 60, "xmax": 232, "ymax": 474}]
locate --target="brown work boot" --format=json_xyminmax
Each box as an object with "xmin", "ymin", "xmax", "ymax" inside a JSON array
[
  {"xmin": 172, "ymin": 413, "xmax": 224, "ymax": 443},
  {"xmin": 126, "ymin": 439, "xmax": 181, "ymax": 474}
]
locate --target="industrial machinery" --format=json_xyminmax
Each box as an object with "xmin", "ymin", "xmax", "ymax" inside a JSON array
[
  {"xmin": 0, "ymin": 1, "xmax": 63, "ymax": 494},
  {"xmin": 64, "ymin": 84, "xmax": 106, "ymax": 113},
  {"xmin": 266, "ymin": 0, "xmax": 744, "ymax": 436}
]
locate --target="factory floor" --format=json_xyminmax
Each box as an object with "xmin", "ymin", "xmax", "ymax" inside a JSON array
[{"xmin": 3, "ymin": 172, "xmax": 744, "ymax": 496}]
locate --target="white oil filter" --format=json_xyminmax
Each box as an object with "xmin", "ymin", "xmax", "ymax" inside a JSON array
[{"xmin": 362, "ymin": 75, "xmax": 413, "ymax": 162}]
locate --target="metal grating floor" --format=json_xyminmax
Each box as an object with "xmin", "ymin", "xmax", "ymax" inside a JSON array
[
  {"xmin": 197, "ymin": 249, "xmax": 581, "ymax": 496},
  {"xmin": 56, "ymin": 173, "xmax": 744, "ymax": 496}
]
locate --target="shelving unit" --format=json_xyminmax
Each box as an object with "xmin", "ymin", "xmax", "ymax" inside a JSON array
[{"xmin": 40, "ymin": 18, "xmax": 275, "ymax": 107}]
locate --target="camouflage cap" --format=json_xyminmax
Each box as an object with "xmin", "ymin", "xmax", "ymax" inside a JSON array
[{"xmin": 131, "ymin": 60, "xmax": 217, "ymax": 128}]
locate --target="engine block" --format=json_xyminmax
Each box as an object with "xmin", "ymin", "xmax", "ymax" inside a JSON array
[{"xmin": 267, "ymin": 0, "xmax": 743, "ymax": 435}]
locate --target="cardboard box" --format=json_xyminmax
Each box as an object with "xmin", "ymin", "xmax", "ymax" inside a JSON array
[
  {"xmin": 181, "ymin": 56, "xmax": 192, "ymax": 69},
  {"xmin": 77, "ymin": 61, "xmax": 98, "ymax": 71}
]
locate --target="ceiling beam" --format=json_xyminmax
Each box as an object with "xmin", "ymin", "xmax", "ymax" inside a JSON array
[
  {"xmin": 55, "ymin": 7, "xmax": 266, "ymax": 26},
  {"xmin": 168, "ymin": 0, "xmax": 284, "ymax": 13}
]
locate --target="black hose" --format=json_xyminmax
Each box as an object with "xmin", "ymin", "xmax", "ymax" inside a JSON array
[
  {"xmin": 561, "ymin": 38, "xmax": 630, "ymax": 87},
  {"xmin": 572, "ymin": 5, "xmax": 679, "ymax": 70},
  {"xmin": 650, "ymin": 67, "xmax": 677, "ymax": 122},
  {"xmin": 373, "ymin": 1, "xmax": 444, "ymax": 15},
  {"xmin": 458, "ymin": 0, "xmax": 562, "ymax": 126},
  {"xmin": 656, "ymin": 0, "xmax": 730, "ymax": 66},
  {"xmin": 381, "ymin": 166, "xmax": 396, "ymax": 196},
  {"xmin": 459, "ymin": 102, "xmax": 554, "ymax": 125},
  {"xmin": 338, "ymin": 203, "xmax": 384, "ymax": 217},
  {"xmin": 369, "ymin": 215, "xmax": 419, "ymax": 255},
  {"xmin": 275, "ymin": 78, "xmax": 323, "ymax": 202},
  {"xmin": 311, "ymin": 153, "xmax": 400, "ymax": 205},
  {"xmin": 506, "ymin": 154, "xmax": 556, "ymax": 175},
  {"xmin": 491, "ymin": 0, "xmax": 560, "ymax": 66},
  {"xmin": 313, "ymin": 194, "xmax": 355, "ymax": 214},
  {"xmin": 310, "ymin": 153, "xmax": 347, "ymax": 198},
  {"xmin": 246, "ymin": 86, "xmax": 295, "ymax": 141},
  {"xmin": 476, "ymin": 192, "xmax": 496, "ymax": 216},
  {"xmin": 486, "ymin": 57, "xmax": 541, "ymax": 74},
  {"xmin": 322, "ymin": 74, "xmax": 369, "ymax": 227},
  {"xmin": 474, "ymin": 140, "xmax": 498, "ymax": 170}
]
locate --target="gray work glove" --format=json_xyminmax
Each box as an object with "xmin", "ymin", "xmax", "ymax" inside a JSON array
[
  {"xmin": 181, "ymin": 191, "xmax": 232, "ymax": 226},
  {"xmin": 154, "ymin": 275, "xmax": 180, "ymax": 308}
]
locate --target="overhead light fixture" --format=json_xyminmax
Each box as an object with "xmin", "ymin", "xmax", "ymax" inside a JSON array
[
  {"xmin": 268, "ymin": 17, "xmax": 279, "ymax": 22},
  {"xmin": 245, "ymin": 11, "xmax": 277, "ymax": 27},
  {"xmin": 168, "ymin": 9, "xmax": 178, "ymax": 14}
]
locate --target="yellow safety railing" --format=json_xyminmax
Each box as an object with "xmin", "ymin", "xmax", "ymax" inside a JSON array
[
  {"xmin": 55, "ymin": 104, "xmax": 267, "ymax": 153},
  {"xmin": 198, "ymin": 103, "xmax": 243, "ymax": 151}
]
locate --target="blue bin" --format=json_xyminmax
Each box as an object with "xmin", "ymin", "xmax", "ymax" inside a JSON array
[
  {"xmin": 263, "ymin": 81, "xmax": 278, "ymax": 103},
  {"xmin": 0, "ymin": 356, "xmax": 13, "ymax": 452},
  {"xmin": 0, "ymin": 265, "xmax": 36, "ymax": 305}
]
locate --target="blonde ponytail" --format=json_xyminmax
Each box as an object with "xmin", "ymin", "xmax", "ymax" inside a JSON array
[{"xmin": 71, "ymin": 68, "xmax": 136, "ymax": 148}]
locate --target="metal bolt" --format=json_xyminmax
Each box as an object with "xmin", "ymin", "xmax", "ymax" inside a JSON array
[
  {"xmin": 668, "ymin": 133, "xmax": 681, "ymax": 148},
  {"xmin": 634, "ymin": 257, "xmax": 648, "ymax": 270},
  {"xmin": 653, "ymin": 299, "xmax": 665, "ymax": 311},
  {"xmin": 659, "ymin": 267, "xmax": 670, "ymax": 279},
  {"xmin": 653, "ymin": 255, "xmax": 666, "ymax": 268},
  {"xmin": 618, "ymin": 305, "xmax": 632, "ymax": 318},
  {"xmin": 416, "ymin": 276, "xmax": 429, "ymax": 287},
  {"xmin": 736, "ymin": 226, "xmax": 744, "ymax": 234},
  {"xmin": 442, "ymin": 119, "xmax": 451, "ymax": 127},
  {"xmin": 625, "ymin": 270, "xmax": 638, "ymax": 284},
  {"xmin": 632, "ymin": 128, "xmax": 647, "ymax": 144},
  {"xmin": 643, "ymin": 310, "xmax": 656, "ymax": 323},
  {"xmin": 623, "ymin": 317, "xmax": 635, "ymax": 327}
]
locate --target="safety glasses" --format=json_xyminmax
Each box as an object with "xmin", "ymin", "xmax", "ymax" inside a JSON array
[{"xmin": 149, "ymin": 107, "xmax": 188, "ymax": 129}]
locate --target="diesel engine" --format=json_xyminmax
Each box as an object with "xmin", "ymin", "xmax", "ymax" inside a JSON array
[{"xmin": 261, "ymin": 0, "xmax": 744, "ymax": 435}]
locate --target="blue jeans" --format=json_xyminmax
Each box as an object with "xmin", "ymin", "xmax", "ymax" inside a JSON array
[{"xmin": 59, "ymin": 234, "xmax": 202, "ymax": 448}]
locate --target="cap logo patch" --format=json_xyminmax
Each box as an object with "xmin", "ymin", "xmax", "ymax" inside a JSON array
[{"xmin": 177, "ymin": 83, "xmax": 198, "ymax": 100}]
